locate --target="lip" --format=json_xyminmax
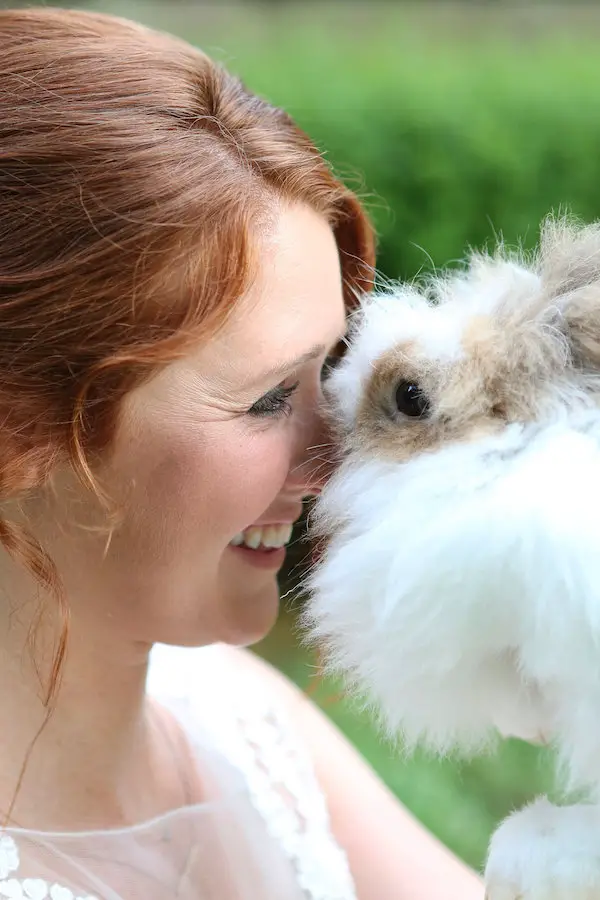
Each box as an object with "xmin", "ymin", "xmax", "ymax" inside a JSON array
[{"xmin": 228, "ymin": 544, "xmax": 287, "ymax": 571}]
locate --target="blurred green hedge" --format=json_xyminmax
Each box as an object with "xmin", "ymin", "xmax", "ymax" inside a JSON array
[{"xmin": 204, "ymin": 6, "xmax": 600, "ymax": 281}]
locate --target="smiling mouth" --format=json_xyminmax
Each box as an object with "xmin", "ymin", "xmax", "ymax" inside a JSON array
[{"xmin": 230, "ymin": 524, "xmax": 294, "ymax": 551}]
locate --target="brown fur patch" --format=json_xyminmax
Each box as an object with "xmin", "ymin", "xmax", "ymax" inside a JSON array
[
  {"xmin": 341, "ymin": 217, "xmax": 600, "ymax": 466},
  {"xmin": 352, "ymin": 313, "xmax": 568, "ymax": 463},
  {"xmin": 461, "ymin": 314, "xmax": 496, "ymax": 353}
]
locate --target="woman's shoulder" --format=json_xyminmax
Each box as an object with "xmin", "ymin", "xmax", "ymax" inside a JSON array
[
  {"xmin": 146, "ymin": 641, "xmax": 315, "ymax": 781},
  {"xmin": 147, "ymin": 643, "xmax": 359, "ymax": 900},
  {"xmin": 147, "ymin": 641, "xmax": 306, "ymax": 715},
  {"xmin": 146, "ymin": 641, "xmax": 340, "ymax": 816},
  {"xmin": 148, "ymin": 640, "xmax": 279, "ymax": 693},
  {"xmin": 146, "ymin": 645, "xmax": 485, "ymax": 900}
]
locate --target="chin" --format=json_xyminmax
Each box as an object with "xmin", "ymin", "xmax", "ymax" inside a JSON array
[
  {"xmin": 213, "ymin": 577, "xmax": 281, "ymax": 648},
  {"xmin": 145, "ymin": 569, "xmax": 281, "ymax": 649}
]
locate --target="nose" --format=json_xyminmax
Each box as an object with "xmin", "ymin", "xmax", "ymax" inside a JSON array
[{"xmin": 286, "ymin": 403, "xmax": 338, "ymax": 498}]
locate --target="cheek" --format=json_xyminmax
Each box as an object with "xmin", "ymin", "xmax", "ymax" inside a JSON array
[
  {"xmin": 218, "ymin": 429, "xmax": 291, "ymax": 515},
  {"xmin": 123, "ymin": 422, "xmax": 293, "ymax": 549}
]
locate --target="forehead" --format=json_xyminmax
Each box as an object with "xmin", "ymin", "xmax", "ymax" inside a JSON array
[{"xmin": 218, "ymin": 203, "xmax": 345, "ymax": 367}]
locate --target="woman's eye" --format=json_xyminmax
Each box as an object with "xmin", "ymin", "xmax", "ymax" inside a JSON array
[{"xmin": 248, "ymin": 381, "xmax": 300, "ymax": 419}]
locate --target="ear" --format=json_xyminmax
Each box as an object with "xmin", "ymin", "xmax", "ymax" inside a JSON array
[
  {"xmin": 538, "ymin": 216, "xmax": 600, "ymax": 367},
  {"xmin": 561, "ymin": 284, "xmax": 600, "ymax": 367}
]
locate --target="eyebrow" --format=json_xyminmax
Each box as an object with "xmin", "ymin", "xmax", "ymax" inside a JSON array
[{"xmin": 253, "ymin": 344, "xmax": 328, "ymax": 384}]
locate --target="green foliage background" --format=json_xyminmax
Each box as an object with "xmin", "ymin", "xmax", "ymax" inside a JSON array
[
  {"xmin": 172, "ymin": 1, "xmax": 600, "ymax": 280},
  {"xmin": 66, "ymin": 0, "xmax": 600, "ymax": 872},
  {"xmin": 218, "ymin": 2, "xmax": 595, "ymax": 871}
]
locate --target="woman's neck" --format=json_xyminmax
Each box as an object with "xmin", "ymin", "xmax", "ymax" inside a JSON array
[{"xmin": 0, "ymin": 610, "xmax": 186, "ymax": 832}]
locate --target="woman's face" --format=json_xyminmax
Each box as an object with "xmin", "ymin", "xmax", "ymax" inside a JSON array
[{"xmin": 31, "ymin": 203, "xmax": 347, "ymax": 650}]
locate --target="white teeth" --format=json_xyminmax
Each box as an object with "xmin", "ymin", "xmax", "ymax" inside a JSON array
[
  {"xmin": 261, "ymin": 526, "xmax": 279, "ymax": 549},
  {"xmin": 263, "ymin": 525, "xmax": 293, "ymax": 548},
  {"xmin": 230, "ymin": 524, "xmax": 294, "ymax": 550},
  {"xmin": 243, "ymin": 527, "xmax": 263, "ymax": 550}
]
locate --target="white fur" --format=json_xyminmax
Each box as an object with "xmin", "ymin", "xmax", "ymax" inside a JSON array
[
  {"xmin": 308, "ymin": 416, "xmax": 600, "ymax": 771},
  {"xmin": 331, "ymin": 288, "xmax": 466, "ymax": 430},
  {"xmin": 304, "ymin": 221, "xmax": 600, "ymax": 898},
  {"xmin": 485, "ymin": 799, "xmax": 600, "ymax": 900}
]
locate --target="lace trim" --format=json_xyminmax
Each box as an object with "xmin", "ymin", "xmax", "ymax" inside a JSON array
[
  {"xmin": 0, "ymin": 835, "xmax": 97, "ymax": 900},
  {"xmin": 153, "ymin": 644, "xmax": 358, "ymax": 900},
  {"xmin": 205, "ymin": 701, "xmax": 357, "ymax": 900}
]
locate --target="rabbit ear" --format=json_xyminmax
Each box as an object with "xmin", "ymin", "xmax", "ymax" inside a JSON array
[
  {"xmin": 538, "ymin": 216, "xmax": 600, "ymax": 366},
  {"xmin": 561, "ymin": 284, "xmax": 600, "ymax": 366}
]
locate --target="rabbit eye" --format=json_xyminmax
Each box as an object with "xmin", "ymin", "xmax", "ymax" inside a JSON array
[{"xmin": 395, "ymin": 381, "xmax": 430, "ymax": 418}]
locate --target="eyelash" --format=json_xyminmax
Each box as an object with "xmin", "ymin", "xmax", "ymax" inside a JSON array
[
  {"xmin": 248, "ymin": 381, "xmax": 300, "ymax": 419},
  {"xmin": 247, "ymin": 353, "xmax": 342, "ymax": 421}
]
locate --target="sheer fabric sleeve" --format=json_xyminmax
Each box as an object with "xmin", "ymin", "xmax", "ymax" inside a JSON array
[{"xmin": 148, "ymin": 643, "xmax": 358, "ymax": 900}]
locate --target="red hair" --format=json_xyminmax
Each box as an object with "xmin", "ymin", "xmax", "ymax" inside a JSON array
[{"xmin": 0, "ymin": 7, "xmax": 375, "ymax": 711}]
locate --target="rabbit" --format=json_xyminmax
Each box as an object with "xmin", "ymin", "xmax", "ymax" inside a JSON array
[{"xmin": 304, "ymin": 216, "xmax": 600, "ymax": 900}]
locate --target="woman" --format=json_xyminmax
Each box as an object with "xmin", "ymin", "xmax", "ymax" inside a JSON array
[{"xmin": 0, "ymin": 8, "xmax": 483, "ymax": 898}]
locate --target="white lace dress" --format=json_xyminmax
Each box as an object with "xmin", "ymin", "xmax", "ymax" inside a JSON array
[{"xmin": 0, "ymin": 644, "xmax": 358, "ymax": 899}]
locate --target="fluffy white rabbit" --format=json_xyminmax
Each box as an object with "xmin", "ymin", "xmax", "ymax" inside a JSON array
[{"xmin": 304, "ymin": 217, "xmax": 600, "ymax": 899}]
